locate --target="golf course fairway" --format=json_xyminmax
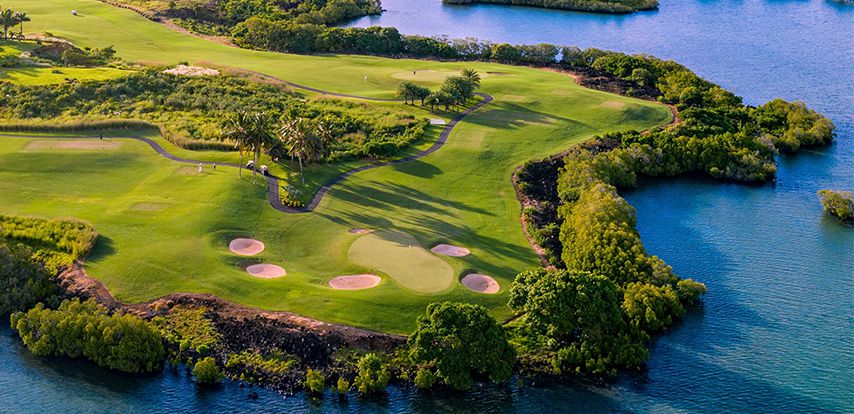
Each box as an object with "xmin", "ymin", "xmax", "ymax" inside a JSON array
[{"xmin": 0, "ymin": 0, "xmax": 672, "ymax": 333}]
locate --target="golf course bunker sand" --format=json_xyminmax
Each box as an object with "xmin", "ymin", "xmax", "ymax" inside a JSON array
[
  {"xmin": 24, "ymin": 140, "xmax": 119, "ymax": 151},
  {"xmin": 246, "ymin": 264, "xmax": 286, "ymax": 278},
  {"xmin": 329, "ymin": 274, "xmax": 382, "ymax": 290},
  {"xmin": 431, "ymin": 244, "xmax": 470, "ymax": 257},
  {"xmin": 429, "ymin": 118, "xmax": 447, "ymax": 125},
  {"xmin": 461, "ymin": 274, "xmax": 500, "ymax": 294},
  {"xmin": 348, "ymin": 228, "xmax": 374, "ymax": 235},
  {"xmin": 348, "ymin": 230, "xmax": 454, "ymax": 293},
  {"xmin": 229, "ymin": 238, "xmax": 265, "ymax": 256}
]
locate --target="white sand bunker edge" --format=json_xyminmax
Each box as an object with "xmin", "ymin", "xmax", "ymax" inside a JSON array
[
  {"xmin": 329, "ymin": 274, "xmax": 381, "ymax": 290},
  {"xmin": 246, "ymin": 264, "xmax": 286, "ymax": 279},
  {"xmin": 461, "ymin": 274, "xmax": 500, "ymax": 294},
  {"xmin": 348, "ymin": 228, "xmax": 374, "ymax": 235},
  {"xmin": 229, "ymin": 238, "xmax": 265, "ymax": 256},
  {"xmin": 431, "ymin": 244, "xmax": 470, "ymax": 257}
]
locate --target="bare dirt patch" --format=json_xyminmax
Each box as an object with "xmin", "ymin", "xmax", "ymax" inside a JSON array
[
  {"xmin": 229, "ymin": 238, "xmax": 265, "ymax": 256},
  {"xmin": 329, "ymin": 274, "xmax": 381, "ymax": 290},
  {"xmin": 24, "ymin": 140, "xmax": 119, "ymax": 151},
  {"xmin": 246, "ymin": 264, "xmax": 286, "ymax": 279},
  {"xmin": 461, "ymin": 273, "xmax": 500, "ymax": 294},
  {"xmin": 431, "ymin": 244, "xmax": 471, "ymax": 257}
]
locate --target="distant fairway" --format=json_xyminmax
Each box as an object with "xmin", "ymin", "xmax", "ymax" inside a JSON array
[
  {"xmin": 348, "ymin": 230, "xmax": 454, "ymax": 294},
  {"xmin": 0, "ymin": 0, "xmax": 672, "ymax": 333}
]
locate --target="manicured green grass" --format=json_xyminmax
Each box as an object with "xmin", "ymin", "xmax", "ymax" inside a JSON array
[
  {"xmin": 348, "ymin": 230, "xmax": 455, "ymax": 294},
  {"xmin": 0, "ymin": 0, "xmax": 673, "ymax": 333},
  {"xmin": 0, "ymin": 66, "xmax": 135, "ymax": 85}
]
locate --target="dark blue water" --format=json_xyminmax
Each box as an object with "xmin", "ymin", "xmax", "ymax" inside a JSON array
[{"xmin": 2, "ymin": 1, "xmax": 852, "ymax": 412}]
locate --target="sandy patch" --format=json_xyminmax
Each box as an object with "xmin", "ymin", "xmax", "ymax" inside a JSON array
[
  {"xmin": 461, "ymin": 274, "xmax": 500, "ymax": 294},
  {"xmin": 129, "ymin": 202, "xmax": 170, "ymax": 212},
  {"xmin": 601, "ymin": 100, "xmax": 627, "ymax": 109},
  {"xmin": 348, "ymin": 228, "xmax": 374, "ymax": 235},
  {"xmin": 229, "ymin": 238, "xmax": 265, "ymax": 256},
  {"xmin": 24, "ymin": 140, "xmax": 119, "ymax": 150},
  {"xmin": 329, "ymin": 274, "xmax": 381, "ymax": 290},
  {"xmin": 429, "ymin": 118, "xmax": 447, "ymax": 125},
  {"xmin": 431, "ymin": 244, "xmax": 470, "ymax": 257},
  {"xmin": 163, "ymin": 65, "xmax": 220, "ymax": 77},
  {"xmin": 246, "ymin": 264, "xmax": 286, "ymax": 279}
]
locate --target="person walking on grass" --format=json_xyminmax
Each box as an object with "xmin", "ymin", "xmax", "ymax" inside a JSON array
[
  {"xmin": 213, "ymin": 162, "xmax": 216, "ymax": 171},
  {"xmin": 99, "ymin": 131, "xmax": 103, "ymax": 140},
  {"xmin": 198, "ymin": 163, "xmax": 202, "ymax": 173}
]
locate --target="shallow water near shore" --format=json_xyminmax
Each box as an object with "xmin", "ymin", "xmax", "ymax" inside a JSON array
[{"xmin": 2, "ymin": 0, "xmax": 852, "ymax": 412}]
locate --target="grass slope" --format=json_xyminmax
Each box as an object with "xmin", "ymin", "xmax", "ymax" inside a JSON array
[{"xmin": 0, "ymin": 0, "xmax": 672, "ymax": 333}]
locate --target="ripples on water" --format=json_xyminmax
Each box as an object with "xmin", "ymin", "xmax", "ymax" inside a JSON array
[{"xmin": 1, "ymin": 1, "xmax": 851, "ymax": 412}]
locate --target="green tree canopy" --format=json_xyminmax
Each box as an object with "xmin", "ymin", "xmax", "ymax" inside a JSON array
[{"xmin": 408, "ymin": 302, "xmax": 516, "ymax": 391}]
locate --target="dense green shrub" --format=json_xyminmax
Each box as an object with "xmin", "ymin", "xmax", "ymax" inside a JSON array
[
  {"xmin": 152, "ymin": 305, "xmax": 221, "ymax": 355},
  {"xmin": 225, "ymin": 349, "xmax": 297, "ymax": 377},
  {"xmin": 0, "ymin": 215, "xmax": 96, "ymax": 261},
  {"xmin": 304, "ymin": 369, "xmax": 326, "ymax": 395},
  {"xmin": 0, "ymin": 241, "xmax": 54, "ymax": 315},
  {"xmin": 509, "ymin": 269, "xmax": 649, "ymax": 376},
  {"xmin": 353, "ymin": 353, "xmax": 390, "ymax": 394},
  {"xmin": 817, "ymin": 189, "xmax": 854, "ymax": 224},
  {"xmin": 194, "ymin": 357, "xmax": 224, "ymax": 384},
  {"xmin": 336, "ymin": 376, "xmax": 350, "ymax": 395},
  {"xmin": 408, "ymin": 302, "xmax": 515, "ymax": 391},
  {"xmin": 10, "ymin": 299, "xmax": 164, "ymax": 373}
]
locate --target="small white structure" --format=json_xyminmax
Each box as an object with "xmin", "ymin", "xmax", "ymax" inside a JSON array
[{"xmin": 71, "ymin": 10, "xmax": 78, "ymax": 16}]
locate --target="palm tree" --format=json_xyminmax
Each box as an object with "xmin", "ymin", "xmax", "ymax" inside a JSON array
[
  {"xmin": 0, "ymin": 9, "xmax": 15, "ymax": 40},
  {"xmin": 279, "ymin": 117, "xmax": 322, "ymax": 185},
  {"xmin": 461, "ymin": 68, "xmax": 481, "ymax": 88},
  {"xmin": 221, "ymin": 112, "xmax": 274, "ymax": 183},
  {"xmin": 13, "ymin": 11, "xmax": 28, "ymax": 37},
  {"xmin": 396, "ymin": 81, "xmax": 417, "ymax": 105},
  {"xmin": 246, "ymin": 112, "xmax": 276, "ymax": 183},
  {"xmin": 221, "ymin": 112, "xmax": 254, "ymax": 179}
]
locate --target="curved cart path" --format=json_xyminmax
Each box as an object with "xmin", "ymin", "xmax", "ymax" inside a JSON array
[{"xmin": 0, "ymin": 90, "xmax": 492, "ymax": 214}]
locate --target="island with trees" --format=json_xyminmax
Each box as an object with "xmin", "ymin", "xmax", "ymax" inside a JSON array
[
  {"xmin": 818, "ymin": 189, "xmax": 854, "ymax": 225},
  {"xmin": 442, "ymin": 0, "xmax": 658, "ymax": 14},
  {"xmin": 0, "ymin": 0, "xmax": 839, "ymax": 404}
]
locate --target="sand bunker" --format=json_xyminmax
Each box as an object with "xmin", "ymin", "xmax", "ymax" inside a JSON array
[
  {"xmin": 431, "ymin": 244, "xmax": 470, "ymax": 257},
  {"xmin": 24, "ymin": 140, "xmax": 119, "ymax": 150},
  {"xmin": 229, "ymin": 238, "xmax": 265, "ymax": 256},
  {"xmin": 246, "ymin": 264, "xmax": 286, "ymax": 278},
  {"xmin": 329, "ymin": 274, "xmax": 381, "ymax": 290},
  {"xmin": 163, "ymin": 65, "xmax": 220, "ymax": 77},
  {"xmin": 348, "ymin": 228, "xmax": 374, "ymax": 235},
  {"xmin": 461, "ymin": 274, "xmax": 500, "ymax": 294}
]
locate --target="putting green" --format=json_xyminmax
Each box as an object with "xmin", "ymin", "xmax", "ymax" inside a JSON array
[{"xmin": 348, "ymin": 230, "xmax": 454, "ymax": 294}]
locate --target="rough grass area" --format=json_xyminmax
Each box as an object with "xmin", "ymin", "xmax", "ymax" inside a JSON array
[{"xmin": 0, "ymin": 66, "xmax": 135, "ymax": 85}]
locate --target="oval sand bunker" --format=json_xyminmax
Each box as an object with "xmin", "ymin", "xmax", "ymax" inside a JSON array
[
  {"xmin": 348, "ymin": 228, "xmax": 373, "ymax": 235},
  {"xmin": 229, "ymin": 238, "xmax": 265, "ymax": 256},
  {"xmin": 431, "ymin": 244, "xmax": 470, "ymax": 257},
  {"xmin": 329, "ymin": 274, "xmax": 381, "ymax": 290},
  {"xmin": 462, "ymin": 274, "xmax": 500, "ymax": 294},
  {"xmin": 246, "ymin": 264, "xmax": 286, "ymax": 278}
]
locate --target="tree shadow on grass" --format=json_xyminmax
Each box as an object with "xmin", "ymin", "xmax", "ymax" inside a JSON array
[
  {"xmin": 390, "ymin": 158, "xmax": 443, "ymax": 179},
  {"xmin": 331, "ymin": 180, "xmax": 494, "ymax": 217},
  {"xmin": 85, "ymin": 234, "xmax": 115, "ymax": 263}
]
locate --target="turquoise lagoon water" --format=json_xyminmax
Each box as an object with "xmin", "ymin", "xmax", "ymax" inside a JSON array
[{"xmin": 1, "ymin": 0, "xmax": 851, "ymax": 412}]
